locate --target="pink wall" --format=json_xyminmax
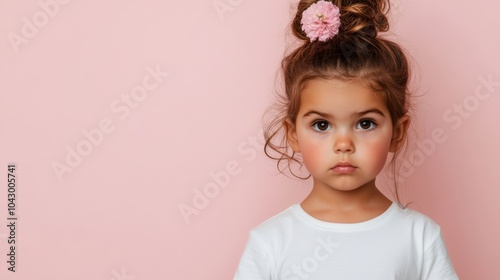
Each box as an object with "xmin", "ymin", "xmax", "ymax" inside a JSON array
[{"xmin": 0, "ymin": 0, "xmax": 498, "ymax": 279}]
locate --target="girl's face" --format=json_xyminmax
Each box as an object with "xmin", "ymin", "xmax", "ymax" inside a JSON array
[{"xmin": 287, "ymin": 78, "xmax": 399, "ymax": 193}]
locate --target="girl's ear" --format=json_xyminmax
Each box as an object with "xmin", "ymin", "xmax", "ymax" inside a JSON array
[
  {"xmin": 284, "ymin": 119, "xmax": 301, "ymax": 153},
  {"xmin": 390, "ymin": 115, "xmax": 410, "ymax": 153}
]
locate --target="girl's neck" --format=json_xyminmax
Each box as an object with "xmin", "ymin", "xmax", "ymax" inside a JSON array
[{"xmin": 300, "ymin": 179, "xmax": 392, "ymax": 223}]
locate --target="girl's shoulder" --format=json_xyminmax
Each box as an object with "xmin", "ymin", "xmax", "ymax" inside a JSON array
[
  {"xmin": 392, "ymin": 205, "xmax": 444, "ymax": 242},
  {"xmin": 393, "ymin": 205, "xmax": 442, "ymax": 231},
  {"xmin": 251, "ymin": 204, "xmax": 301, "ymax": 234}
]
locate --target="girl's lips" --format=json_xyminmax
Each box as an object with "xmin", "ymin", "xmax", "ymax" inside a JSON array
[{"xmin": 331, "ymin": 162, "xmax": 357, "ymax": 173}]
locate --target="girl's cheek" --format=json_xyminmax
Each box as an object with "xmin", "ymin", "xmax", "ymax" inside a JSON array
[
  {"xmin": 300, "ymin": 141, "xmax": 326, "ymax": 169},
  {"xmin": 363, "ymin": 139, "xmax": 392, "ymax": 169}
]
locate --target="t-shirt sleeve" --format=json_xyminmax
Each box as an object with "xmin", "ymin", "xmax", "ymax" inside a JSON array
[
  {"xmin": 421, "ymin": 232, "xmax": 459, "ymax": 280},
  {"xmin": 233, "ymin": 230, "xmax": 273, "ymax": 280}
]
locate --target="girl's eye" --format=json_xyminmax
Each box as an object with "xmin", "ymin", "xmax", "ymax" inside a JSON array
[
  {"xmin": 357, "ymin": 119, "xmax": 376, "ymax": 130},
  {"xmin": 312, "ymin": 120, "xmax": 331, "ymax": 132}
]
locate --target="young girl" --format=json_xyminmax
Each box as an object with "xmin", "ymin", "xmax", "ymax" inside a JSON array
[{"xmin": 234, "ymin": 0, "xmax": 458, "ymax": 279}]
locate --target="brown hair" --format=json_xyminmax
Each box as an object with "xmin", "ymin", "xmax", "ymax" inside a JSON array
[{"xmin": 264, "ymin": 0, "xmax": 412, "ymax": 204}]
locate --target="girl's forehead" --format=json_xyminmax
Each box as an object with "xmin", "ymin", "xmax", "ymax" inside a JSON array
[{"xmin": 299, "ymin": 78, "xmax": 387, "ymax": 112}]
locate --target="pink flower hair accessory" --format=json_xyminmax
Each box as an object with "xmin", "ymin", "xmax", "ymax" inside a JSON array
[{"xmin": 301, "ymin": 0, "xmax": 341, "ymax": 42}]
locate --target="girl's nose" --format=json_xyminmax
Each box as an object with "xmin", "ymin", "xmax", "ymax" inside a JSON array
[{"xmin": 334, "ymin": 132, "xmax": 354, "ymax": 153}]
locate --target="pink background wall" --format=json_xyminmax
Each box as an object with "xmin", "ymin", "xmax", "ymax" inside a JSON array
[{"xmin": 1, "ymin": 0, "xmax": 499, "ymax": 279}]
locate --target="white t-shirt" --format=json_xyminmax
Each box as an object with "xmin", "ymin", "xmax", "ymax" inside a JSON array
[{"xmin": 234, "ymin": 203, "xmax": 458, "ymax": 280}]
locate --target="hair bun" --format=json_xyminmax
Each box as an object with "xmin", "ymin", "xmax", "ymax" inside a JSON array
[
  {"xmin": 340, "ymin": 0, "xmax": 389, "ymax": 38},
  {"xmin": 292, "ymin": 0, "xmax": 389, "ymax": 40}
]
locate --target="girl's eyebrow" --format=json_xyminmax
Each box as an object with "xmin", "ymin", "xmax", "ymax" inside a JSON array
[
  {"xmin": 356, "ymin": 109, "xmax": 387, "ymax": 117},
  {"xmin": 302, "ymin": 108, "xmax": 387, "ymax": 118},
  {"xmin": 302, "ymin": 110, "xmax": 332, "ymax": 118}
]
